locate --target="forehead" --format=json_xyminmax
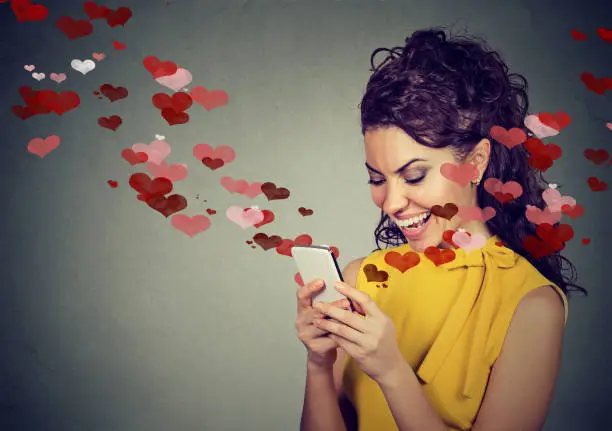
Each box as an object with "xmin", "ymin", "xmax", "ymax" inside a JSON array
[{"xmin": 364, "ymin": 127, "xmax": 452, "ymax": 171}]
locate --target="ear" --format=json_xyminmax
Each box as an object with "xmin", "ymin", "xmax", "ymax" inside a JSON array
[{"xmin": 466, "ymin": 138, "xmax": 491, "ymax": 178}]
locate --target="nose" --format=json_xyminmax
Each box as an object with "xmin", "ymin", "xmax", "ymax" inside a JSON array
[{"xmin": 382, "ymin": 180, "xmax": 409, "ymax": 217}]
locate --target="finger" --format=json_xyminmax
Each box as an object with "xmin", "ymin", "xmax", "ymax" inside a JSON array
[
  {"xmin": 313, "ymin": 302, "xmax": 370, "ymax": 333},
  {"xmin": 333, "ymin": 281, "xmax": 380, "ymax": 318},
  {"xmin": 300, "ymin": 323, "xmax": 330, "ymax": 339},
  {"xmin": 297, "ymin": 279, "xmax": 325, "ymax": 312},
  {"xmin": 328, "ymin": 333, "xmax": 360, "ymax": 358},
  {"xmin": 330, "ymin": 298, "xmax": 352, "ymax": 310},
  {"xmin": 313, "ymin": 317, "xmax": 363, "ymax": 344}
]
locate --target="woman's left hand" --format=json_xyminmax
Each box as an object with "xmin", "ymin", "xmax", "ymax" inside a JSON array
[{"xmin": 312, "ymin": 281, "xmax": 406, "ymax": 386}]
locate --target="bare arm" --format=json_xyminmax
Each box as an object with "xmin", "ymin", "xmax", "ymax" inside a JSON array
[{"xmin": 300, "ymin": 258, "xmax": 364, "ymax": 431}]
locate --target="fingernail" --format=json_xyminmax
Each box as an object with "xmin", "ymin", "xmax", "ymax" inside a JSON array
[{"xmin": 334, "ymin": 281, "xmax": 344, "ymax": 289}]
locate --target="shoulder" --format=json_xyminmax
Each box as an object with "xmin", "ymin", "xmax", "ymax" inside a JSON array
[
  {"xmin": 342, "ymin": 257, "xmax": 366, "ymax": 287},
  {"xmin": 515, "ymin": 285, "xmax": 566, "ymax": 326}
]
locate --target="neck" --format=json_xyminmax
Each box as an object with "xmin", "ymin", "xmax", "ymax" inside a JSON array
[{"xmin": 438, "ymin": 220, "xmax": 494, "ymax": 250}]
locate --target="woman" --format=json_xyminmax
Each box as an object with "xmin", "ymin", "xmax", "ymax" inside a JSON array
[{"xmin": 295, "ymin": 28, "xmax": 587, "ymax": 431}]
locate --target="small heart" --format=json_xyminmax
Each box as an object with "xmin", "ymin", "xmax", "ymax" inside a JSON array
[
  {"xmin": 581, "ymin": 238, "xmax": 591, "ymax": 245},
  {"xmin": 27, "ymin": 135, "xmax": 60, "ymax": 158},
  {"xmin": 587, "ymin": 177, "xmax": 608, "ymax": 192},
  {"xmin": 170, "ymin": 214, "xmax": 211, "ymax": 238},
  {"xmin": 71, "ymin": 59, "xmax": 96, "ymax": 74},
  {"xmin": 440, "ymin": 162, "xmax": 478, "ymax": 187},
  {"xmin": 107, "ymin": 180, "xmax": 118, "ymax": 188},
  {"xmin": 49, "ymin": 73, "xmax": 66, "ymax": 83},
  {"xmin": 32, "ymin": 72, "xmax": 45, "ymax": 81},
  {"xmin": 261, "ymin": 182, "xmax": 290, "ymax": 200},
  {"xmin": 561, "ymin": 204, "xmax": 584, "ymax": 219},
  {"xmin": 524, "ymin": 114, "xmax": 559, "ymax": 139},
  {"xmin": 92, "ymin": 52, "xmax": 106, "ymax": 61},
  {"xmin": 584, "ymin": 149, "xmax": 609, "ymax": 165},
  {"xmin": 24, "ymin": 65, "xmax": 35, "ymax": 72},
  {"xmin": 206, "ymin": 208, "xmax": 216, "ymax": 215},
  {"xmin": 489, "ymin": 125, "xmax": 526, "ymax": 149},
  {"xmin": 424, "ymin": 247, "xmax": 456, "ymax": 266},
  {"xmin": 452, "ymin": 231, "xmax": 487, "ymax": 253},
  {"xmin": 363, "ymin": 264, "xmax": 389, "ymax": 282},
  {"xmin": 430, "ymin": 203, "xmax": 458, "ymax": 220},
  {"xmin": 202, "ymin": 157, "xmax": 224, "ymax": 170},
  {"xmin": 606, "ymin": 122, "xmax": 612, "ymax": 131},
  {"xmin": 113, "ymin": 41, "xmax": 126, "ymax": 50},
  {"xmin": 298, "ymin": 207, "xmax": 314, "ymax": 216},
  {"xmin": 597, "ymin": 27, "xmax": 612, "ymax": 43},
  {"xmin": 570, "ymin": 29, "xmax": 588, "ymax": 41},
  {"xmin": 384, "ymin": 251, "xmax": 420, "ymax": 273}
]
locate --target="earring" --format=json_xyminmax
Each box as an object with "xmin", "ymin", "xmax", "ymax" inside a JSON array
[{"xmin": 471, "ymin": 178, "xmax": 481, "ymax": 186}]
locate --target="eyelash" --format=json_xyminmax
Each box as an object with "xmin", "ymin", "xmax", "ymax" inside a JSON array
[{"xmin": 367, "ymin": 176, "xmax": 425, "ymax": 186}]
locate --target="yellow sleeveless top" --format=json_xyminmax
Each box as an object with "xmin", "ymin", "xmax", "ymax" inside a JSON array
[{"xmin": 342, "ymin": 235, "xmax": 568, "ymax": 431}]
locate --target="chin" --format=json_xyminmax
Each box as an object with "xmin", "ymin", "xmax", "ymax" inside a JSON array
[{"xmin": 399, "ymin": 216, "xmax": 445, "ymax": 251}]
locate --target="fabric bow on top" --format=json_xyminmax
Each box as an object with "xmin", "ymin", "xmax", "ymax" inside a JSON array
[
  {"xmin": 415, "ymin": 235, "xmax": 519, "ymax": 399},
  {"xmin": 442, "ymin": 235, "xmax": 518, "ymax": 270}
]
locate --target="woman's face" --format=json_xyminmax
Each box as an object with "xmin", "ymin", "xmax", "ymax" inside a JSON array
[{"xmin": 364, "ymin": 126, "xmax": 490, "ymax": 252}]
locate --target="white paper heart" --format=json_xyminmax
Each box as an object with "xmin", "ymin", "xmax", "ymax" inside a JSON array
[{"xmin": 71, "ymin": 59, "xmax": 96, "ymax": 75}]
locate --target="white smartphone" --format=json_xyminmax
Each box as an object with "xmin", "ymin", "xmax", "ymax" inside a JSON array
[{"xmin": 292, "ymin": 244, "xmax": 353, "ymax": 309}]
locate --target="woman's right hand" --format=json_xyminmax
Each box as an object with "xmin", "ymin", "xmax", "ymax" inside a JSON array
[{"xmin": 295, "ymin": 278, "xmax": 351, "ymax": 370}]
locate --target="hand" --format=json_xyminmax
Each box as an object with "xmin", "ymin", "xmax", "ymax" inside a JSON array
[
  {"xmin": 312, "ymin": 281, "xmax": 405, "ymax": 385},
  {"xmin": 295, "ymin": 278, "xmax": 352, "ymax": 370}
]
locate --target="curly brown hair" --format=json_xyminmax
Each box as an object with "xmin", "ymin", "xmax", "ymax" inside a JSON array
[{"xmin": 359, "ymin": 27, "xmax": 587, "ymax": 298}]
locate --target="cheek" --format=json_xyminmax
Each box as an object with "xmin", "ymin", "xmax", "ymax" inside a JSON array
[{"xmin": 371, "ymin": 188, "xmax": 384, "ymax": 207}]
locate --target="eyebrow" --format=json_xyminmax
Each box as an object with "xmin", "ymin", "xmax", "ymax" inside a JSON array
[{"xmin": 365, "ymin": 158, "xmax": 428, "ymax": 175}]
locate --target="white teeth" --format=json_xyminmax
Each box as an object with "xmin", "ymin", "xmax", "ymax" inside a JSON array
[{"xmin": 397, "ymin": 211, "xmax": 431, "ymax": 228}]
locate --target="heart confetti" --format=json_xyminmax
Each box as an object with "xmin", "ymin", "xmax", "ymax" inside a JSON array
[
  {"xmin": 27, "ymin": 135, "xmax": 60, "ymax": 158},
  {"xmin": 71, "ymin": 59, "xmax": 96, "ymax": 74}
]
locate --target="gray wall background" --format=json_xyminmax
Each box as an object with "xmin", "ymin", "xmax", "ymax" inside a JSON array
[{"xmin": 1, "ymin": 0, "xmax": 610, "ymax": 430}]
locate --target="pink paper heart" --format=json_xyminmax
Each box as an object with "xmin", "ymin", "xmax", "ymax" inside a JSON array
[
  {"xmin": 457, "ymin": 206, "xmax": 483, "ymax": 222},
  {"xmin": 190, "ymin": 86, "xmax": 229, "ymax": 111},
  {"xmin": 456, "ymin": 206, "xmax": 496, "ymax": 222},
  {"xmin": 27, "ymin": 136, "xmax": 60, "ymax": 158},
  {"xmin": 606, "ymin": 122, "xmax": 612, "ymax": 131},
  {"xmin": 524, "ymin": 114, "xmax": 559, "ymax": 139},
  {"xmin": 234, "ymin": 180, "xmax": 249, "ymax": 194},
  {"xmin": 452, "ymin": 231, "xmax": 487, "ymax": 253},
  {"xmin": 155, "ymin": 67, "xmax": 193, "ymax": 91},
  {"xmin": 440, "ymin": 162, "xmax": 479, "ymax": 187},
  {"xmin": 92, "ymin": 52, "xmax": 106, "ymax": 61},
  {"xmin": 170, "ymin": 214, "xmax": 211, "ymax": 238},
  {"xmin": 49, "ymin": 73, "xmax": 66, "ymax": 83},
  {"xmin": 146, "ymin": 161, "xmax": 188, "ymax": 182},
  {"xmin": 294, "ymin": 272, "xmax": 304, "ymax": 287},
  {"xmin": 525, "ymin": 205, "xmax": 562, "ymax": 225},
  {"xmin": 32, "ymin": 72, "xmax": 45, "ymax": 81},
  {"xmin": 243, "ymin": 182, "xmax": 263, "ymax": 198},
  {"xmin": 541, "ymin": 188, "xmax": 576, "ymax": 213},
  {"xmin": 193, "ymin": 144, "xmax": 235, "ymax": 163},
  {"xmin": 132, "ymin": 140, "xmax": 171, "ymax": 165},
  {"xmin": 226, "ymin": 206, "xmax": 264, "ymax": 229},
  {"xmin": 483, "ymin": 178, "xmax": 523, "ymax": 198},
  {"xmin": 481, "ymin": 207, "xmax": 496, "ymax": 222},
  {"xmin": 220, "ymin": 176, "xmax": 239, "ymax": 193},
  {"xmin": 24, "ymin": 65, "xmax": 35, "ymax": 72}
]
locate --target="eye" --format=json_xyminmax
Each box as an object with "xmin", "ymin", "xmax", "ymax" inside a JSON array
[
  {"xmin": 367, "ymin": 175, "xmax": 426, "ymax": 186},
  {"xmin": 405, "ymin": 175, "xmax": 425, "ymax": 184}
]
